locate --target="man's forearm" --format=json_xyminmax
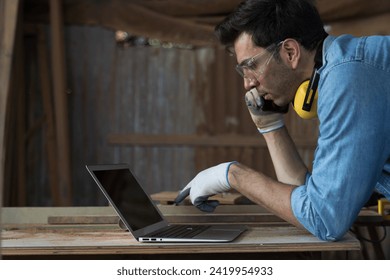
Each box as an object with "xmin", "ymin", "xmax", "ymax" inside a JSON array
[
  {"xmin": 228, "ymin": 163, "xmax": 303, "ymax": 228},
  {"xmin": 263, "ymin": 127, "xmax": 308, "ymax": 185}
]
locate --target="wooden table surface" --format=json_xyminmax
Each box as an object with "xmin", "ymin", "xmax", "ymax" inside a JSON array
[{"xmin": 0, "ymin": 206, "xmax": 361, "ymax": 257}]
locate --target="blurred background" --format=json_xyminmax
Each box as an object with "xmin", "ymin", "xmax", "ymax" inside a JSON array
[{"xmin": 1, "ymin": 0, "xmax": 390, "ymax": 207}]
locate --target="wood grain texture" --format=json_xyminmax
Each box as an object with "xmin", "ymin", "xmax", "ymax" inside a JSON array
[
  {"xmin": 1, "ymin": 226, "xmax": 360, "ymax": 256},
  {"xmin": 0, "ymin": 0, "xmax": 20, "ymax": 258},
  {"xmin": 1, "ymin": 206, "xmax": 360, "ymax": 256}
]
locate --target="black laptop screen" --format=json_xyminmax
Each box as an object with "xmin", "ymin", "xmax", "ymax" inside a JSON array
[{"xmin": 93, "ymin": 168, "xmax": 163, "ymax": 231}]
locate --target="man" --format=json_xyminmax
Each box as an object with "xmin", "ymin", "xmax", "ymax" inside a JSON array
[{"xmin": 175, "ymin": 0, "xmax": 390, "ymax": 241}]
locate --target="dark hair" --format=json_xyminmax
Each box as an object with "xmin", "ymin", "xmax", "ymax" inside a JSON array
[{"xmin": 214, "ymin": 0, "xmax": 327, "ymax": 52}]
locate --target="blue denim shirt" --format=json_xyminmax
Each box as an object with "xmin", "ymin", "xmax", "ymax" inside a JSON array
[{"xmin": 291, "ymin": 35, "xmax": 390, "ymax": 241}]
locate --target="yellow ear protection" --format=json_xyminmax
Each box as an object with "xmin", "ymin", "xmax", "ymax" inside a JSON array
[
  {"xmin": 293, "ymin": 40, "xmax": 323, "ymax": 120},
  {"xmin": 293, "ymin": 68, "xmax": 320, "ymax": 119}
]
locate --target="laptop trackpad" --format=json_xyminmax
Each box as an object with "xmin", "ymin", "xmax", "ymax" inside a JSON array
[{"xmin": 196, "ymin": 225, "xmax": 247, "ymax": 240}]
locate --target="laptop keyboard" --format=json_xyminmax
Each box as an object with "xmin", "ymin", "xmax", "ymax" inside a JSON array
[{"xmin": 149, "ymin": 225, "xmax": 210, "ymax": 238}]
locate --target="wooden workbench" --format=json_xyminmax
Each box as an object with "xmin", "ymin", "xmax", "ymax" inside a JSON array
[{"xmin": 1, "ymin": 206, "xmax": 360, "ymax": 259}]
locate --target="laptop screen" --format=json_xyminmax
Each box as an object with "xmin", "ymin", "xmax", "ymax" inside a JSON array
[{"xmin": 92, "ymin": 168, "xmax": 163, "ymax": 231}]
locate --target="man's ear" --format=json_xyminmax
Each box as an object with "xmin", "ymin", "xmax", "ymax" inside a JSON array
[{"xmin": 280, "ymin": 39, "xmax": 300, "ymax": 69}]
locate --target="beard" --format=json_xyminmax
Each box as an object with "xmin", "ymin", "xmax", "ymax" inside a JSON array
[{"xmin": 261, "ymin": 60, "xmax": 300, "ymax": 107}]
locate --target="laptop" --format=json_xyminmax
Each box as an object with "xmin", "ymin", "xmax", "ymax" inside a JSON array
[{"xmin": 86, "ymin": 164, "xmax": 247, "ymax": 243}]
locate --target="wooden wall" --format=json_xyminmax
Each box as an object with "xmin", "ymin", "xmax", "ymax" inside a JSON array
[
  {"xmin": 3, "ymin": 24, "xmax": 318, "ymax": 207},
  {"xmin": 0, "ymin": 0, "xmax": 21, "ymax": 258},
  {"xmin": 4, "ymin": 0, "xmax": 388, "ymax": 208},
  {"xmin": 1, "ymin": 0, "xmax": 388, "ymax": 260}
]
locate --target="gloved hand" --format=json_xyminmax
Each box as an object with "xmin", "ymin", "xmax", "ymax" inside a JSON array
[
  {"xmin": 174, "ymin": 162, "xmax": 237, "ymax": 212},
  {"xmin": 245, "ymin": 88, "xmax": 286, "ymax": 134}
]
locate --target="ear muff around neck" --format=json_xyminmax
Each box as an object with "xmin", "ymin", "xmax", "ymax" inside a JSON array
[
  {"xmin": 293, "ymin": 77, "xmax": 318, "ymax": 120},
  {"xmin": 293, "ymin": 37, "xmax": 325, "ymax": 120}
]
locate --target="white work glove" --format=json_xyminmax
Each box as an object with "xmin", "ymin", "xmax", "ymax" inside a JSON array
[
  {"xmin": 245, "ymin": 88, "xmax": 286, "ymax": 134},
  {"xmin": 174, "ymin": 162, "xmax": 237, "ymax": 212}
]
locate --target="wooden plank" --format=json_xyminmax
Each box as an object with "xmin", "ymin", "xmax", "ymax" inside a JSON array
[
  {"xmin": 3, "ymin": 4, "xmax": 25, "ymax": 206},
  {"xmin": 23, "ymin": 0, "xmax": 390, "ymax": 44},
  {"xmin": 48, "ymin": 215, "xmax": 119, "ymax": 225},
  {"xmin": 37, "ymin": 25, "xmax": 60, "ymax": 205},
  {"xmin": 1, "ymin": 207, "xmax": 116, "ymax": 224},
  {"xmin": 49, "ymin": 0, "xmax": 72, "ymax": 205},
  {"xmin": 317, "ymin": 0, "xmax": 390, "ymax": 22},
  {"xmin": 3, "ymin": 204, "xmax": 285, "ymax": 226},
  {"xmin": 328, "ymin": 12, "xmax": 390, "ymax": 36},
  {"xmin": 0, "ymin": 225, "xmax": 360, "ymax": 256},
  {"xmin": 0, "ymin": 0, "xmax": 20, "ymax": 258},
  {"xmin": 46, "ymin": 213, "xmax": 286, "ymax": 226},
  {"xmin": 14, "ymin": 3, "xmax": 26, "ymax": 206},
  {"xmin": 108, "ymin": 133, "xmax": 317, "ymax": 148},
  {"xmin": 0, "ymin": 206, "xmax": 363, "ymax": 257},
  {"xmin": 25, "ymin": 0, "xmax": 216, "ymax": 47},
  {"xmin": 354, "ymin": 209, "xmax": 386, "ymax": 224}
]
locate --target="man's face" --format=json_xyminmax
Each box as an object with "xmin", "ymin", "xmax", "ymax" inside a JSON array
[{"xmin": 234, "ymin": 33, "xmax": 298, "ymax": 107}]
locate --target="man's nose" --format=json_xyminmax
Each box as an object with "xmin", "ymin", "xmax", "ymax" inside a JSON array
[{"xmin": 244, "ymin": 77, "xmax": 258, "ymax": 91}]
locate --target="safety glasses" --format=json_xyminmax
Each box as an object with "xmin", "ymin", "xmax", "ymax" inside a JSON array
[{"xmin": 235, "ymin": 41, "xmax": 283, "ymax": 81}]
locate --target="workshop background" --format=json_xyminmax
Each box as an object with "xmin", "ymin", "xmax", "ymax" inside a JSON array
[{"xmin": 1, "ymin": 0, "xmax": 390, "ymax": 258}]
